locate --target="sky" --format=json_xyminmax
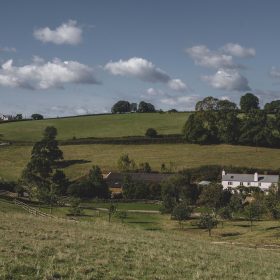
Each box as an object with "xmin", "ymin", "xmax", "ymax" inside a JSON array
[{"xmin": 1, "ymin": 0, "xmax": 280, "ymax": 117}]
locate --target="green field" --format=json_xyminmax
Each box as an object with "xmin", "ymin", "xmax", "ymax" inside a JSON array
[
  {"xmin": 2, "ymin": 200, "xmax": 280, "ymax": 279},
  {"xmin": 0, "ymin": 112, "xmax": 189, "ymax": 142},
  {"xmin": 1, "ymin": 143, "xmax": 280, "ymax": 181}
]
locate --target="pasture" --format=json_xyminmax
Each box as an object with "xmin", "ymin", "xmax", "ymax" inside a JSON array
[
  {"xmin": 1, "ymin": 143, "xmax": 280, "ymax": 180},
  {"xmin": 1, "ymin": 199, "xmax": 280, "ymax": 279},
  {"xmin": 0, "ymin": 112, "xmax": 189, "ymax": 142}
]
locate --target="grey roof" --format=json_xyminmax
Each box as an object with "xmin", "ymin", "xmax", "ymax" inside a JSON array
[{"xmin": 222, "ymin": 173, "xmax": 279, "ymax": 183}]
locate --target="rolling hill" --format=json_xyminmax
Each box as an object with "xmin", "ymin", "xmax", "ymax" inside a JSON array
[{"xmin": 0, "ymin": 112, "xmax": 190, "ymax": 142}]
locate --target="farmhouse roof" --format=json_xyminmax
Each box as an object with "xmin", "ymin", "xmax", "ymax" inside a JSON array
[
  {"xmin": 104, "ymin": 172, "xmax": 172, "ymax": 183},
  {"xmin": 222, "ymin": 173, "xmax": 279, "ymax": 183}
]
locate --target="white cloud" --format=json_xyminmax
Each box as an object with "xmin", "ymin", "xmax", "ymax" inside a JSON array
[
  {"xmin": 0, "ymin": 57, "xmax": 100, "ymax": 90},
  {"xmin": 105, "ymin": 57, "xmax": 170, "ymax": 82},
  {"xmin": 202, "ymin": 69, "xmax": 251, "ymax": 92},
  {"xmin": 160, "ymin": 95, "xmax": 199, "ymax": 110},
  {"xmin": 222, "ymin": 43, "xmax": 256, "ymax": 58},
  {"xmin": 146, "ymin": 87, "xmax": 165, "ymax": 96},
  {"xmin": 105, "ymin": 57, "xmax": 187, "ymax": 91},
  {"xmin": 34, "ymin": 20, "xmax": 82, "ymax": 45},
  {"xmin": 270, "ymin": 67, "xmax": 280, "ymax": 79},
  {"xmin": 186, "ymin": 45, "xmax": 236, "ymax": 69},
  {"xmin": 141, "ymin": 87, "xmax": 198, "ymax": 111},
  {"xmin": 167, "ymin": 79, "xmax": 187, "ymax": 91},
  {"xmin": 186, "ymin": 43, "xmax": 255, "ymax": 69}
]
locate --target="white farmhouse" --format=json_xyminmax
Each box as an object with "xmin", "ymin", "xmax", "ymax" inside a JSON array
[{"xmin": 221, "ymin": 170, "xmax": 279, "ymax": 191}]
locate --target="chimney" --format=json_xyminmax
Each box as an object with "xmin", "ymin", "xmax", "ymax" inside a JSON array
[
  {"xmin": 222, "ymin": 170, "xmax": 226, "ymax": 176},
  {"xmin": 254, "ymin": 172, "xmax": 258, "ymax": 182}
]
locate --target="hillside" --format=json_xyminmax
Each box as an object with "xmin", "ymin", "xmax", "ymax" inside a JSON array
[
  {"xmin": 1, "ymin": 206, "xmax": 280, "ymax": 279},
  {"xmin": 1, "ymin": 143, "xmax": 280, "ymax": 180},
  {"xmin": 0, "ymin": 112, "xmax": 189, "ymax": 142}
]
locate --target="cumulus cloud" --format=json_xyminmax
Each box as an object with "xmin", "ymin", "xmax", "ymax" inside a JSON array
[
  {"xmin": 34, "ymin": 20, "xmax": 82, "ymax": 45},
  {"xmin": 222, "ymin": 43, "xmax": 256, "ymax": 58},
  {"xmin": 0, "ymin": 57, "xmax": 100, "ymax": 90},
  {"xmin": 104, "ymin": 57, "xmax": 187, "ymax": 91},
  {"xmin": 202, "ymin": 69, "xmax": 251, "ymax": 92},
  {"xmin": 141, "ymin": 87, "xmax": 199, "ymax": 110},
  {"xmin": 186, "ymin": 43, "xmax": 255, "ymax": 69},
  {"xmin": 186, "ymin": 45, "xmax": 236, "ymax": 69}
]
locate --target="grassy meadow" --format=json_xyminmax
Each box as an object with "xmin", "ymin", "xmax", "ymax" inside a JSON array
[
  {"xmin": 0, "ymin": 112, "xmax": 189, "ymax": 142},
  {"xmin": 1, "ymin": 199, "xmax": 280, "ymax": 279},
  {"xmin": 1, "ymin": 143, "xmax": 280, "ymax": 181}
]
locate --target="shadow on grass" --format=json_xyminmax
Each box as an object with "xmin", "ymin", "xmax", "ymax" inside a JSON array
[
  {"xmin": 127, "ymin": 221, "xmax": 155, "ymax": 224},
  {"xmin": 145, "ymin": 228, "xmax": 162, "ymax": 231},
  {"xmin": 55, "ymin": 159, "xmax": 91, "ymax": 168},
  {"xmin": 220, "ymin": 232, "xmax": 242, "ymax": 237},
  {"xmin": 266, "ymin": 226, "xmax": 280, "ymax": 231},
  {"xmin": 234, "ymin": 224, "xmax": 252, "ymax": 228}
]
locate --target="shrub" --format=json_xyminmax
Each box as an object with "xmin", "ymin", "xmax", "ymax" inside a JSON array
[
  {"xmin": 198, "ymin": 213, "xmax": 218, "ymax": 236},
  {"xmin": 145, "ymin": 128, "xmax": 158, "ymax": 138}
]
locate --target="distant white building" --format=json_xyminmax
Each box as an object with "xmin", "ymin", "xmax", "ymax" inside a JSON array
[
  {"xmin": 0, "ymin": 114, "xmax": 13, "ymax": 121},
  {"xmin": 221, "ymin": 170, "xmax": 279, "ymax": 191}
]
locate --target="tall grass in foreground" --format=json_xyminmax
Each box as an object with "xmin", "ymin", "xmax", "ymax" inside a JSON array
[{"xmin": 1, "ymin": 212, "xmax": 280, "ymax": 279}]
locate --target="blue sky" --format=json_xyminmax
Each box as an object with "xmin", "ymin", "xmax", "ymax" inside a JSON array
[{"xmin": 1, "ymin": 0, "xmax": 280, "ymax": 117}]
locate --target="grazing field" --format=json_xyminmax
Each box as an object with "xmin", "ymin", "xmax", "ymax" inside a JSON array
[
  {"xmin": 1, "ymin": 143, "xmax": 280, "ymax": 180},
  {"xmin": 0, "ymin": 112, "xmax": 189, "ymax": 142},
  {"xmin": 1, "ymin": 201, "xmax": 280, "ymax": 279}
]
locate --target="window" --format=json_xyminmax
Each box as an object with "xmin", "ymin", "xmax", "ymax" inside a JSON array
[
  {"xmin": 247, "ymin": 182, "xmax": 251, "ymax": 186},
  {"xmin": 228, "ymin": 182, "xmax": 233, "ymax": 186},
  {"xmin": 258, "ymin": 183, "xmax": 261, "ymax": 187},
  {"xmin": 240, "ymin": 182, "xmax": 243, "ymax": 186}
]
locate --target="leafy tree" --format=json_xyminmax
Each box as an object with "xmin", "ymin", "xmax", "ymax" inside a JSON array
[
  {"xmin": 229, "ymin": 193, "xmax": 243, "ymax": 214},
  {"xmin": 198, "ymin": 213, "xmax": 218, "ymax": 236},
  {"xmin": 31, "ymin": 113, "xmax": 44, "ymax": 120},
  {"xmin": 15, "ymin": 114, "xmax": 23, "ymax": 120},
  {"xmin": 171, "ymin": 202, "xmax": 193, "ymax": 228},
  {"xmin": 108, "ymin": 203, "xmax": 117, "ymax": 222},
  {"xmin": 161, "ymin": 174, "xmax": 197, "ymax": 212},
  {"xmin": 217, "ymin": 111, "xmax": 240, "ymax": 144},
  {"xmin": 240, "ymin": 93, "xmax": 259, "ymax": 112},
  {"xmin": 218, "ymin": 206, "xmax": 233, "ymax": 220},
  {"xmin": 52, "ymin": 170, "xmax": 69, "ymax": 195},
  {"xmin": 88, "ymin": 165, "xmax": 110, "ymax": 198},
  {"xmin": 116, "ymin": 210, "xmax": 128, "ymax": 223},
  {"xmin": 264, "ymin": 100, "xmax": 280, "ymax": 113},
  {"xmin": 111, "ymin": 100, "xmax": 131, "ymax": 113},
  {"xmin": 117, "ymin": 154, "xmax": 136, "ymax": 172},
  {"xmin": 68, "ymin": 198, "xmax": 84, "ymax": 216},
  {"xmin": 265, "ymin": 184, "xmax": 280, "ymax": 219},
  {"xmin": 138, "ymin": 162, "xmax": 152, "ymax": 173},
  {"xmin": 198, "ymin": 183, "xmax": 224, "ymax": 213},
  {"xmin": 239, "ymin": 110, "xmax": 278, "ymax": 147},
  {"xmin": 244, "ymin": 202, "xmax": 265, "ymax": 231},
  {"xmin": 195, "ymin": 96, "xmax": 219, "ymax": 111},
  {"xmin": 183, "ymin": 113, "xmax": 211, "ymax": 144},
  {"xmin": 138, "ymin": 101, "xmax": 155, "ymax": 113},
  {"xmin": 145, "ymin": 128, "xmax": 158, "ymax": 138},
  {"xmin": 67, "ymin": 166, "xmax": 110, "ymax": 199},
  {"xmin": 217, "ymin": 100, "xmax": 238, "ymax": 111},
  {"xmin": 21, "ymin": 127, "xmax": 64, "ymax": 204}
]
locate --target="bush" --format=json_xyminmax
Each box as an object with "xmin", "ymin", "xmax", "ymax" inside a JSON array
[
  {"xmin": 171, "ymin": 202, "xmax": 192, "ymax": 227},
  {"xmin": 0, "ymin": 180, "xmax": 19, "ymax": 192},
  {"xmin": 145, "ymin": 128, "xmax": 158, "ymax": 138},
  {"xmin": 198, "ymin": 213, "xmax": 218, "ymax": 236}
]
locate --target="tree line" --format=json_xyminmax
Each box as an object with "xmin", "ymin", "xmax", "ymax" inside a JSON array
[{"xmin": 183, "ymin": 93, "xmax": 280, "ymax": 147}]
